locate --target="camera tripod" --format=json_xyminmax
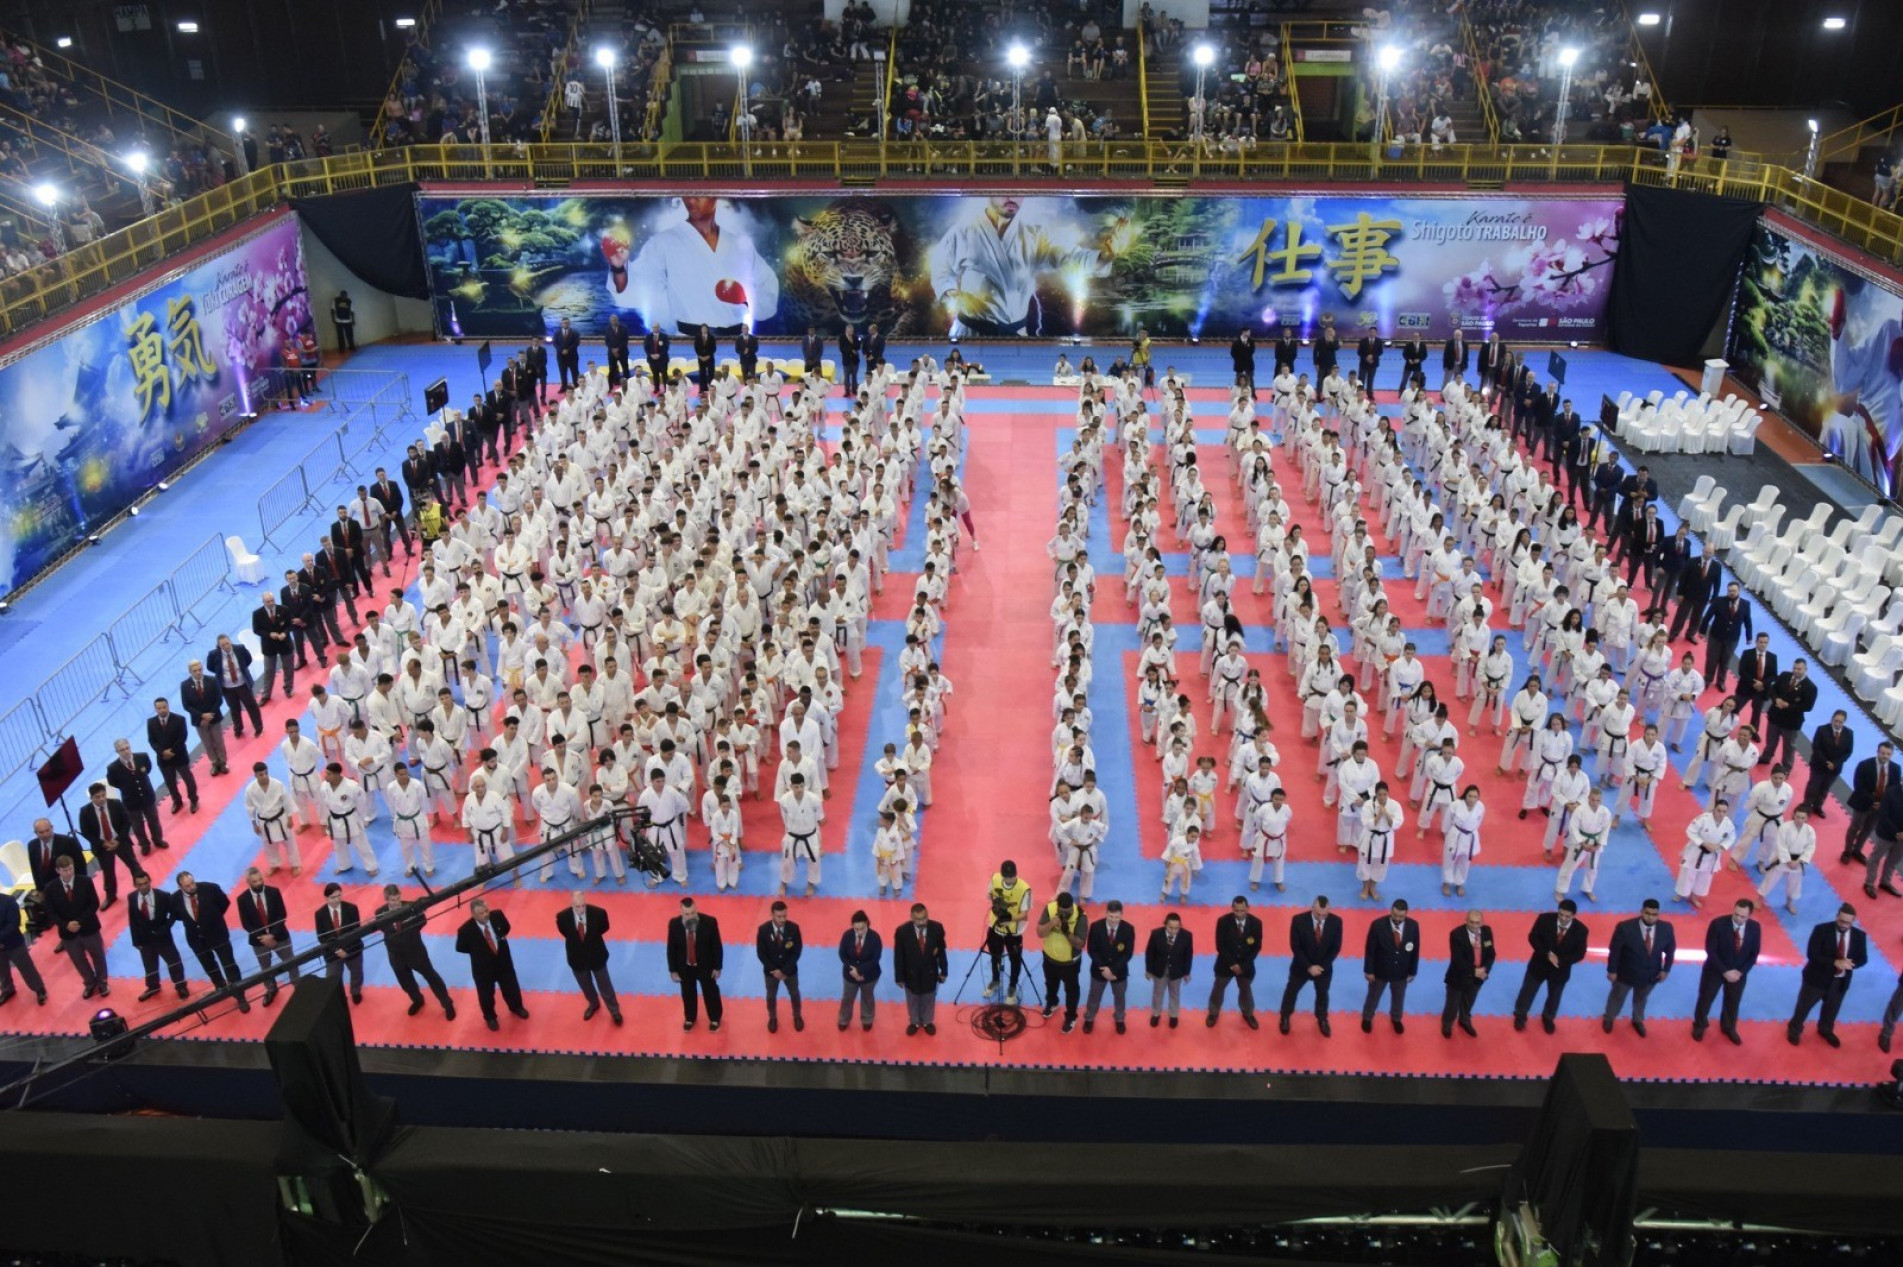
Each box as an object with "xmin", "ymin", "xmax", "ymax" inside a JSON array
[{"xmin": 951, "ymin": 925, "xmax": 1041, "ymax": 1009}]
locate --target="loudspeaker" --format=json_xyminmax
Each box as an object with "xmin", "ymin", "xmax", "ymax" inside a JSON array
[
  {"xmin": 265, "ymin": 980, "xmax": 397, "ymax": 1226},
  {"xmin": 1495, "ymin": 1054, "xmax": 1638, "ymax": 1267}
]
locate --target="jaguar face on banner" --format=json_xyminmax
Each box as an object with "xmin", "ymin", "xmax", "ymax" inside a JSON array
[
  {"xmin": 0, "ymin": 215, "xmax": 310, "ymax": 595},
  {"xmin": 1728, "ymin": 218, "xmax": 1903, "ymax": 496},
  {"xmin": 416, "ymin": 193, "xmax": 1622, "ymax": 344}
]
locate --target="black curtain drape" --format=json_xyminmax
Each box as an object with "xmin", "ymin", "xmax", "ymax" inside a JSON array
[
  {"xmin": 1608, "ymin": 181, "xmax": 1761, "ymax": 366},
  {"xmin": 292, "ymin": 182, "xmax": 429, "ymax": 299}
]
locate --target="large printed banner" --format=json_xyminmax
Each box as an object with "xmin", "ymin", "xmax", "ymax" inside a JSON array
[
  {"xmin": 0, "ymin": 216, "xmax": 311, "ymax": 595},
  {"xmin": 416, "ymin": 193, "xmax": 1622, "ymax": 344},
  {"xmin": 1728, "ymin": 218, "xmax": 1903, "ymax": 495}
]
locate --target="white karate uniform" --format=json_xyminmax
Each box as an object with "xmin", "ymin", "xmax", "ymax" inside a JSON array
[
  {"xmin": 1675, "ymin": 813, "xmax": 1736, "ymax": 900},
  {"xmin": 778, "ymin": 790, "xmax": 825, "ymax": 890},
  {"xmin": 1757, "ymin": 820, "xmax": 1817, "ymax": 904},
  {"xmin": 383, "ymin": 775, "xmax": 435, "ymax": 874},
  {"xmin": 318, "ymin": 778, "xmax": 378, "ymax": 873},
  {"xmin": 1442, "ymin": 799, "xmax": 1484, "ymax": 887},
  {"xmin": 461, "ymin": 788, "xmax": 517, "ymax": 868},
  {"xmin": 243, "ymin": 776, "xmax": 301, "ymax": 871},
  {"xmin": 1554, "ymin": 803, "xmax": 1612, "ymax": 897}
]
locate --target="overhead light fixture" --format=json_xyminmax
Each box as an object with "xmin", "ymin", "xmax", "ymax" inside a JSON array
[
  {"xmin": 1808, "ymin": 118, "xmax": 1820, "ymax": 134},
  {"xmin": 1822, "ymin": 16, "xmax": 1847, "ymax": 30},
  {"xmin": 395, "ymin": 16, "xmax": 417, "ymax": 28},
  {"xmin": 32, "ymin": 182, "xmax": 58, "ymax": 207},
  {"xmin": 595, "ymin": 46, "xmax": 617, "ymax": 68},
  {"xmin": 176, "ymin": 20, "xmax": 199, "ymax": 33},
  {"xmin": 466, "ymin": 46, "xmax": 492, "ymax": 72},
  {"xmin": 1636, "ymin": 12, "xmax": 1661, "ymax": 26},
  {"xmin": 1193, "ymin": 43, "xmax": 1215, "ymax": 69},
  {"xmin": 1557, "ymin": 46, "xmax": 1580, "ymax": 68},
  {"xmin": 1006, "ymin": 42, "xmax": 1030, "ymax": 71},
  {"xmin": 729, "ymin": 45, "xmax": 753, "ymax": 70},
  {"xmin": 55, "ymin": 36, "xmax": 73, "ymax": 48},
  {"xmin": 1378, "ymin": 45, "xmax": 1402, "ymax": 72}
]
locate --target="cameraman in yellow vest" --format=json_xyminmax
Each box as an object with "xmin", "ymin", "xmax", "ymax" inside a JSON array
[
  {"xmin": 984, "ymin": 860, "xmax": 1032, "ymax": 1005},
  {"xmin": 1038, "ymin": 891, "xmax": 1088, "ymax": 1032}
]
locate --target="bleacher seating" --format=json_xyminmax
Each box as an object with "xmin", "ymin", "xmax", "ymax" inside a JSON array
[{"xmin": 377, "ymin": 0, "xmax": 579, "ymax": 146}]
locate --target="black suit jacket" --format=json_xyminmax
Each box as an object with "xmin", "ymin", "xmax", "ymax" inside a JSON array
[
  {"xmin": 1767, "ymin": 672, "xmax": 1818, "ymax": 730},
  {"xmin": 179, "ymin": 675, "xmax": 224, "ymax": 722},
  {"xmin": 644, "ymin": 330, "xmax": 671, "ymax": 361},
  {"xmin": 26, "ymin": 833, "xmax": 86, "ymax": 892},
  {"xmin": 557, "ymin": 905, "xmax": 613, "ymax": 970},
  {"xmin": 1214, "ymin": 912, "xmax": 1265, "ymax": 979},
  {"xmin": 666, "ymin": 915, "xmax": 724, "ymax": 976},
  {"xmin": 1657, "ymin": 534, "xmax": 1692, "ymax": 576},
  {"xmin": 1847, "ymin": 757, "xmax": 1901, "ymax": 812},
  {"xmin": 1441, "ymin": 335, "xmax": 1467, "ymax": 372},
  {"xmin": 838, "ymin": 928, "xmax": 883, "ymax": 983},
  {"xmin": 1526, "ymin": 913, "xmax": 1589, "ymax": 982},
  {"xmin": 456, "ymin": 912, "xmax": 517, "ymax": 977},
  {"xmin": 327, "ymin": 518, "xmax": 365, "ymax": 558},
  {"xmin": 370, "ymin": 478, "xmax": 406, "ymax": 519},
  {"xmin": 1800, "ymin": 922, "xmax": 1868, "ymax": 989},
  {"xmin": 1443, "ymin": 924, "xmax": 1497, "ymax": 986},
  {"xmin": 1679, "ymin": 557, "xmax": 1722, "ymax": 608},
  {"xmin": 252, "ymin": 604, "xmax": 295, "ymax": 657},
  {"xmin": 382, "ymin": 903, "xmax": 433, "ymax": 967},
  {"xmin": 105, "ymin": 751, "xmax": 160, "ymax": 808},
  {"xmin": 1702, "ymin": 915, "xmax": 1760, "ymax": 977},
  {"xmin": 1807, "ymin": 723, "xmax": 1854, "ymax": 784},
  {"xmin": 1362, "ymin": 917, "xmax": 1422, "ymax": 981},
  {"xmin": 1086, "ymin": 918, "xmax": 1136, "ymax": 981},
  {"xmin": 126, "ymin": 887, "xmax": 179, "ymax": 949},
  {"xmin": 236, "ymin": 884, "xmax": 291, "ymax": 946},
  {"xmin": 891, "ymin": 919, "xmax": 948, "ymax": 993},
  {"xmin": 44, "ymin": 874, "xmax": 101, "ymax": 940},
  {"xmin": 315, "ymin": 902, "xmax": 363, "ymax": 957},
  {"xmin": 755, "ymin": 918, "xmax": 802, "ymax": 976},
  {"xmin": 77, "ymin": 801, "xmax": 133, "ymax": 857},
  {"xmin": 554, "ymin": 327, "xmax": 581, "ymax": 358},
  {"xmin": 171, "ymin": 883, "xmax": 235, "ymax": 950},
  {"xmin": 147, "ymin": 712, "xmax": 191, "ymax": 768},
  {"xmin": 1606, "ymin": 917, "xmax": 1675, "ymax": 985},
  {"xmin": 1143, "ymin": 926, "xmax": 1193, "ymax": 980},
  {"xmin": 1287, "ymin": 911, "xmax": 1343, "ymax": 975},
  {"xmin": 1735, "ymin": 648, "xmax": 1777, "ymax": 699}
]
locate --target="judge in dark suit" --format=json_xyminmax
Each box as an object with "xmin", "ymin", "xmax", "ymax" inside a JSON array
[
  {"xmin": 1760, "ymin": 660, "xmax": 1819, "ymax": 770},
  {"xmin": 734, "ymin": 328, "xmax": 760, "ymax": 380},
  {"xmin": 836, "ymin": 910, "xmax": 882, "ymax": 1031},
  {"xmin": 1733, "ymin": 635, "xmax": 1779, "ymax": 734},
  {"xmin": 1278, "ymin": 896, "xmax": 1343, "ymax": 1036},
  {"xmin": 126, "ymin": 872, "xmax": 188, "ymax": 1001},
  {"xmin": 104, "ymin": 737, "xmax": 167, "ymax": 853},
  {"xmin": 1441, "ymin": 329, "xmax": 1468, "ymax": 376},
  {"xmin": 557, "ymin": 892, "xmax": 621, "ymax": 1024},
  {"xmin": 1692, "ymin": 898, "xmax": 1761, "ymax": 1044},
  {"xmin": 1788, "ymin": 904, "xmax": 1869, "ymax": 1046},
  {"xmin": 328, "ymin": 506, "xmax": 373, "ymax": 595},
  {"xmin": 523, "ymin": 338, "xmax": 549, "ymax": 405},
  {"xmin": 1841, "ymin": 741, "xmax": 1899, "ymax": 863},
  {"xmin": 178, "ymin": 662, "xmax": 229, "ymax": 777},
  {"xmin": 602, "ymin": 313, "xmax": 631, "ymax": 385},
  {"xmin": 25, "ymin": 818, "xmax": 86, "ymax": 896},
  {"xmin": 1144, "ymin": 910, "xmax": 1193, "ymax": 1028},
  {"xmin": 1356, "ymin": 333, "xmax": 1384, "ymax": 390},
  {"xmin": 1803, "ymin": 711, "xmax": 1855, "ymax": 817},
  {"xmin": 1399, "ymin": 336, "xmax": 1427, "ymax": 387},
  {"xmin": 77, "ymin": 782, "xmax": 146, "ymax": 906},
  {"xmin": 1312, "ymin": 320, "xmax": 1340, "ymax": 378},
  {"xmin": 0, "ymin": 890, "xmax": 47, "ymax": 1005},
  {"xmin": 892, "ymin": 902, "xmax": 948, "ymax": 1036},
  {"xmin": 1082, "ymin": 900, "xmax": 1136, "ymax": 1033},
  {"xmin": 692, "ymin": 323, "xmax": 718, "ymax": 389},
  {"xmin": 368, "ymin": 466, "xmax": 412, "ymax": 560},
  {"xmin": 1654, "ymin": 524, "xmax": 1693, "ymax": 610},
  {"xmin": 1512, "ymin": 900, "xmax": 1588, "ymax": 1033},
  {"xmin": 206, "ymin": 633, "xmax": 264, "ymax": 738},
  {"xmin": 1623, "ymin": 503, "xmax": 1665, "ymax": 591},
  {"xmin": 1230, "ymin": 329, "xmax": 1257, "ymax": 392},
  {"xmin": 235, "ymin": 866, "xmax": 298, "ymax": 1004},
  {"xmin": 837, "ymin": 323, "xmax": 862, "ymax": 396},
  {"xmin": 863, "ymin": 323, "xmax": 886, "ymax": 371},
  {"xmin": 1669, "ymin": 549, "xmax": 1724, "ymax": 644},
  {"xmin": 644, "ymin": 327, "xmax": 672, "ymax": 384},
  {"xmin": 314, "ymin": 883, "xmax": 364, "ymax": 1003},
  {"xmin": 1602, "ymin": 900, "xmax": 1675, "ymax": 1036},
  {"xmin": 279, "ymin": 570, "xmax": 326, "ymax": 667},
  {"xmin": 455, "ymin": 899, "xmax": 529, "ymax": 1030},
  {"xmin": 1360, "ymin": 899, "xmax": 1421, "ymax": 1034},
  {"xmin": 666, "ymin": 897, "xmax": 724, "ymax": 1031},
  {"xmin": 1864, "ymin": 775, "xmax": 1903, "ymax": 898},
  {"xmin": 309, "ymin": 543, "xmax": 358, "ymax": 628},
  {"xmin": 44, "ymin": 857, "xmax": 108, "ymax": 998},
  {"xmin": 380, "ymin": 886, "xmax": 454, "ymax": 1018},
  {"xmin": 250, "ymin": 593, "xmax": 296, "ymax": 702},
  {"xmin": 1207, "ymin": 894, "xmax": 1264, "ymax": 1029},
  {"xmin": 801, "ymin": 326, "xmax": 826, "ymax": 379},
  {"xmin": 1273, "ymin": 326, "xmax": 1301, "ymax": 375},
  {"xmin": 1441, "ymin": 910, "xmax": 1496, "ymax": 1037},
  {"xmin": 553, "ymin": 316, "xmax": 582, "ymax": 389},
  {"xmin": 754, "ymin": 900, "xmax": 802, "ymax": 1033},
  {"xmin": 1699, "ymin": 584, "xmax": 1754, "ymax": 692},
  {"xmin": 1477, "ymin": 331, "xmax": 1505, "ymax": 383}
]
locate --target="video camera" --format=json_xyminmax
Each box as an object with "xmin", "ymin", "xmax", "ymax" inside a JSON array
[{"xmin": 620, "ymin": 805, "xmax": 670, "ymax": 880}]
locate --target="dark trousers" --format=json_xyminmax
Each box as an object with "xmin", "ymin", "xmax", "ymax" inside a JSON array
[
  {"xmin": 1441, "ymin": 979, "xmax": 1483, "ymax": 1028},
  {"xmin": 1362, "ymin": 976, "xmax": 1409, "ymax": 1022},
  {"xmin": 190, "ymin": 939, "xmax": 243, "ymax": 990},
  {"xmin": 138, "ymin": 935, "xmax": 186, "ymax": 988},
  {"xmin": 1668, "ymin": 597, "xmax": 1707, "ymax": 643},
  {"xmin": 574, "ymin": 963, "xmax": 621, "ymax": 1014},
  {"xmin": 252, "ymin": 939, "xmax": 301, "ymax": 991},
  {"xmin": 158, "ymin": 760, "xmax": 198, "ymax": 809},
  {"xmin": 1624, "ymin": 550, "xmax": 1657, "ymax": 592},
  {"xmin": 335, "ymin": 321, "xmax": 356, "ymax": 350},
  {"xmin": 0, "ymin": 944, "xmax": 46, "ymax": 998},
  {"xmin": 92, "ymin": 844, "xmax": 146, "ymax": 901},
  {"xmin": 257, "ymin": 655, "xmax": 294, "ymax": 701},
  {"xmin": 222, "ymin": 684, "xmax": 264, "ymax": 735},
  {"xmin": 381, "ymin": 515, "xmax": 414, "ymax": 560},
  {"xmin": 1693, "ymin": 962, "xmax": 1747, "ymax": 1031},
  {"xmin": 1654, "ymin": 567, "xmax": 1685, "ymax": 613},
  {"xmin": 392, "ymin": 952, "xmax": 452, "ymax": 1009},
  {"xmin": 474, "ymin": 965, "xmax": 525, "ymax": 1020},
  {"xmin": 62, "ymin": 933, "xmax": 109, "ymax": 989},
  {"xmin": 986, "ymin": 930, "xmax": 1025, "ymax": 990},
  {"xmin": 679, "ymin": 969, "xmax": 722, "ymax": 1024},
  {"xmin": 323, "ymin": 950, "xmax": 364, "ymax": 992},
  {"xmin": 1279, "ymin": 964, "xmax": 1331, "ymax": 1017},
  {"xmin": 1844, "ymin": 806, "xmax": 1881, "ymax": 858},
  {"xmin": 606, "ymin": 347, "xmax": 630, "ymax": 383},
  {"xmin": 648, "ymin": 357, "xmax": 668, "ymax": 385},
  {"xmin": 1760, "ymin": 723, "xmax": 1800, "ymax": 771},
  {"xmin": 1042, "ymin": 955, "xmax": 1081, "ymax": 1019},
  {"xmin": 763, "ymin": 970, "xmax": 800, "ymax": 1022},
  {"xmin": 120, "ymin": 797, "xmax": 164, "ymax": 851},
  {"xmin": 1704, "ymin": 633, "xmax": 1740, "ymax": 692},
  {"xmin": 1802, "ymin": 763, "xmax": 1836, "ymax": 811},
  {"xmin": 1789, "ymin": 977, "xmax": 1851, "ymax": 1035},
  {"xmin": 558, "ymin": 354, "xmax": 580, "ymax": 389},
  {"xmin": 841, "ymin": 361, "xmax": 860, "ymax": 395},
  {"xmin": 1513, "ymin": 968, "xmax": 1568, "ymax": 1021}
]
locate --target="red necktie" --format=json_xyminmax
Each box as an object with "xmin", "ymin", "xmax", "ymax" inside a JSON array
[
  {"xmin": 917, "ymin": 927, "xmax": 926, "ymax": 949},
  {"xmin": 484, "ymin": 923, "xmax": 497, "ymax": 953},
  {"xmin": 578, "ymin": 914, "xmax": 585, "ymax": 937},
  {"xmin": 1733, "ymin": 925, "xmax": 1743, "ymax": 955},
  {"xmin": 1838, "ymin": 930, "xmax": 1848, "ymax": 965},
  {"xmin": 686, "ymin": 924, "xmax": 697, "ymax": 966},
  {"xmin": 100, "ymin": 810, "xmax": 113, "ymax": 844},
  {"xmin": 189, "ymin": 894, "xmax": 199, "ymax": 921},
  {"xmin": 1880, "ymin": 767, "xmax": 1889, "ymax": 798},
  {"xmin": 1472, "ymin": 933, "xmax": 1483, "ymax": 967},
  {"xmin": 1643, "ymin": 926, "xmax": 1653, "ymax": 953}
]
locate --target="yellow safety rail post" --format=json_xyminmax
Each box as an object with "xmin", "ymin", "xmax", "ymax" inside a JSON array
[
  {"xmin": 881, "ymin": 25, "xmax": 900, "ymax": 178},
  {"xmin": 1618, "ymin": 1, "xmax": 1673, "ymax": 124},
  {"xmin": 1817, "ymin": 101, "xmax": 1903, "ymax": 167},
  {"xmin": 1458, "ymin": 9, "xmax": 1499, "ymax": 143},
  {"xmin": 370, "ymin": 0, "xmax": 444, "ymax": 147},
  {"xmin": 1137, "ymin": 18, "xmax": 1152, "ymax": 143},
  {"xmin": 4, "ymin": 29, "xmax": 230, "ymax": 149},
  {"xmin": 0, "ymin": 102, "xmax": 129, "ymax": 187},
  {"xmin": 1281, "ymin": 24, "xmax": 1305, "ymax": 144},
  {"xmin": 541, "ymin": 0, "xmax": 594, "ymax": 143}
]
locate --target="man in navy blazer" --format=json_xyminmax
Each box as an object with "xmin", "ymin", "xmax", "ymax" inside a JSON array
[
  {"xmin": 1692, "ymin": 898, "xmax": 1761, "ymax": 1045},
  {"xmin": 1513, "ymin": 900, "xmax": 1589, "ymax": 1034},
  {"xmin": 1082, "ymin": 900, "xmax": 1136, "ymax": 1034},
  {"xmin": 837, "ymin": 909, "xmax": 881, "ymax": 1031},
  {"xmin": 1279, "ymin": 895, "xmax": 1343, "ymax": 1037},
  {"xmin": 1360, "ymin": 899, "xmax": 1421, "ymax": 1034},
  {"xmin": 1841, "ymin": 741, "xmax": 1900, "ymax": 864},
  {"xmin": 1788, "ymin": 904, "xmax": 1869, "ymax": 1047},
  {"xmin": 1144, "ymin": 911, "xmax": 1193, "ymax": 1028},
  {"xmin": 1602, "ymin": 899, "xmax": 1675, "ymax": 1037},
  {"xmin": 1441, "ymin": 910, "xmax": 1496, "ymax": 1038},
  {"xmin": 126, "ymin": 872, "xmax": 189, "ymax": 1002}
]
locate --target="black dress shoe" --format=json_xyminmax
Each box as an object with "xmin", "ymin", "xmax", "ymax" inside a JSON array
[
  {"xmin": 767, "ymin": 1016, "xmax": 778, "ymax": 1033},
  {"xmin": 1541, "ymin": 1016, "xmax": 1556, "ymax": 1034},
  {"xmin": 1865, "ymin": 884, "xmax": 1879, "ymax": 899},
  {"xmin": 1242, "ymin": 1014, "xmax": 1259, "ymax": 1030},
  {"xmin": 1884, "ymin": 882, "xmax": 1903, "ymax": 898},
  {"xmin": 838, "ymin": 1021, "xmax": 850, "ymax": 1031},
  {"xmin": 1317, "ymin": 1017, "xmax": 1332, "ymax": 1037},
  {"xmin": 906, "ymin": 1023, "xmax": 919, "ymax": 1036},
  {"xmin": 924, "ymin": 1023, "xmax": 936, "ymax": 1035},
  {"xmin": 584, "ymin": 1003, "xmax": 600, "ymax": 1022},
  {"xmin": 1115, "ymin": 1019, "xmax": 1126, "ymax": 1034},
  {"xmin": 262, "ymin": 989, "xmax": 278, "ymax": 1007},
  {"xmin": 101, "ymin": 895, "xmax": 116, "ymax": 910},
  {"xmin": 708, "ymin": 1020, "xmax": 720, "ymax": 1032},
  {"xmin": 1692, "ymin": 1022, "xmax": 1707, "ymax": 1042},
  {"xmin": 1442, "ymin": 1023, "xmax": 1454, "ymax": 1038},
  {"xmin": 1513, "ymin": 1014, "xmax": 1527, "ymax": 1031},
  {"xmin": 235, "ymin": 997, "xmax": 251, "ymax": 1014},
  {"xmin": 1278, "ymin": 1013, "xmax": 1291, "ymax": 1034},
  {"xmin": 1459, "ymin": 1019, "xmax": 1477, "ymax": 1037},
  {"xmin": 1880, "ymin": 1029, "xmax": 1894, "ymax": 1054},
  {"xmin": 1168, "ymin": 1016, "xmax": 1178, "ymax": 1028},
  {"xmin": 407, "ymin": 999, "xmax": 425, "ymax": 1016},
  {"xmin": 1082, "ymin": 1019, "xmax": 1095, "ymax": 1034},
  {"xmin": 1602, "ymin": 1016, "xmax": 1614, "ymax": 1033},
  {"xmin": 1150, "ymin": 1015, "xmax": 1161, "ymax": 1028},
  {"xmin": 35, "ymin": 992, "xmax": 46, "ymax": 1005},
  {"xmin": 156, "ymin": 839, "xmax": 170, "ymax": 849},
  {"xmin": 1632, "ymin": 1019, "xmax": 1647, "ymax": 1038},
  {"xmin": 793, "ymin": 1015, "xmax": 804, "ymax": 1032},
  {"xmin": 137, "ymin": 987, "xmax": 161, "ymax": 1002},
  {"xmin": 509, "ymin": 1006, "xmax": 530, "ymax": 1020},
  {"xmin": 444, "ymin": 1002, "xmax": 456, "ymax": 1020},
  {"xmin": 611, "ymin": 1012, "xmax": 623, "ymax": 1026},
  {"xmin": 1724, "ymin": 1027, "xmax": 1742, "ymax": 1046},
  {"xmin": 1820, "ymin": 1029, "xmax": 1841, "ymax": 1048},
  {"xmin": 488, "ymin": 1016, "xmax": 501, "ymax": 1031},
  {"xmin": 82, "ymin": 985, "xmax": 96, "ymax": 1000},
  {"xmin": 1786, "ymin": 1026, "xmax": 1801, "ymax": 1045},
  {"xmin": 1361, "ymin": 1017, "xmax": 1374, "ymax": 1033},
  {"xmin": 1391, "ymin": 1017, "xmax": 1405, "ymax": 1035},
  {"xmin": 1204, "ymin": 1014, "xmax": 1218, "ymax": 1028}
]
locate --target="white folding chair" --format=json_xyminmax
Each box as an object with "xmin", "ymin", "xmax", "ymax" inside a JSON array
[
  {"xmin": 1677, "ymin": 475, "xmax": 1717, "ymax": 525},
  {"xmin": 225, "ymin": 534, "xmax": 265, "ymax": 585}
]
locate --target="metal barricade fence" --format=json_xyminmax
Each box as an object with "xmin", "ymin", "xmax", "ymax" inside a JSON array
[
  {"xmin": 37, "ymin": 634, "xmax": 128, "ymax": 736},
  {"xmin": 169, "ymin": 533, "xmax": 233, "ymax": 621},
  {"xmin": 257, "ymin": 434, "xmax": 330, "ymax": 547},
  {"xmin": 0, "ymin": 696, "xmax": 48, "ymax": 785},
  {"xmin": 106, "ymin": 579, "xmax": 184, "ymax": 682}
]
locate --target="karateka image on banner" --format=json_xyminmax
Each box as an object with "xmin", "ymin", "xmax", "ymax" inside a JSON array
[
  {"xmin": 603, "ymin": 196, "xmax": 781, "ymax": 335},
  {"xmin": 1820, "ymin": 274, "xmax": 1903, "ymax": 493},
  {"xmin": 929, "ymin": 196, "xmax": 1114, "ymax": 338}
]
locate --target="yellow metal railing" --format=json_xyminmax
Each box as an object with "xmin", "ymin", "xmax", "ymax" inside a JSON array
[
  {"xmin": 1618, "ymin": 0, "xmax": 1673, "ymax": 123},
  {"xmin": 1281, "ymin": 25, "xmax": 1305, "ymax": 144},
  {"xmin": 2, "ymin": 140, "xmax": 1900, "ymax": 343},
  {"xmin": 0, "ymin": 102, "xmax": 129, "ymax": 189},
  {"xmin": 882, "ymin": 25, "xmax": 899, "ymax": 139},
  {"xmin": 1459, "ymin": 10, "xmax": 1500, "ymax": 144},
  {"xmin": 3, "ymin": 29, "xmax": 228, "ymax": 148},
  {"xmin": 370, "ymin": 0, "xmax": 444, "ymax": 146},
  {"xmin": 1136, "ymin": 19, "xmax": 1151, "ymax": 139},
  {"xmin": 1818, "ymin": 101, "xmax": 1903, "ymax": 166},
  {"xmin": 541, "ymin": 0, "xmax": 592, "ymax": 144}
]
